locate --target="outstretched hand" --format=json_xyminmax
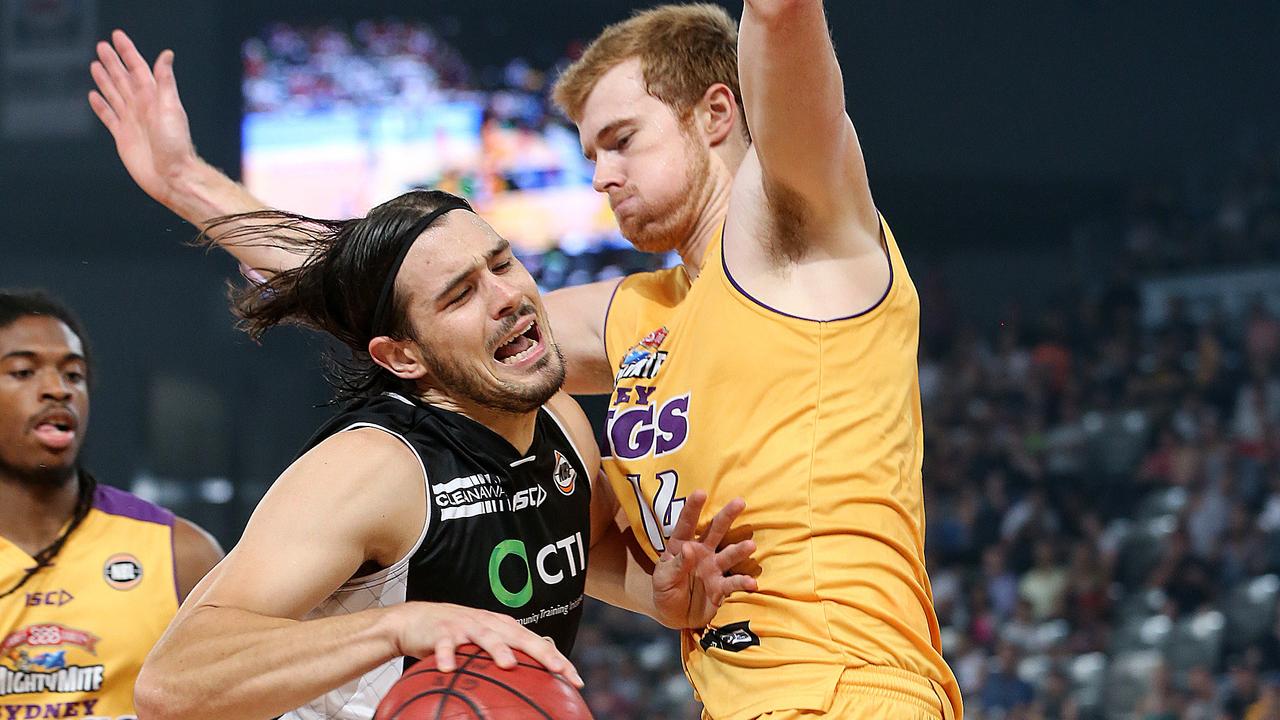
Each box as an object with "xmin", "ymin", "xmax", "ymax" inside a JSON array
[
  {"xmin": 652, "ymin": 491, "xmax": 758, "ymax": 629},
  {"xmin": 88, "ymin": 29, "xmax": 198, "ymax": 208}
]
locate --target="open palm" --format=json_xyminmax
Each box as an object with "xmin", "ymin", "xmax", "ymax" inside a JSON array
[
  {"xmin": 652, "ymin": 491, "xmax": 758, "ymax": 629},
  {"xmin": 88, "ymin": 29, "xmax": 197, "ymax": 207}
]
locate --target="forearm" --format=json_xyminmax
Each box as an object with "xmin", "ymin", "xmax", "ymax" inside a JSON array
[
  {"xmin": 167, "ymin": 156, "xmax": 308, "ymax": 277},
  {"xmin": 585, "ymin": 528, "xmax": 662, "ymax": 621},
  {"xmin": 136, "ymin": 604, "xmax": 400, "ymax": 720}
]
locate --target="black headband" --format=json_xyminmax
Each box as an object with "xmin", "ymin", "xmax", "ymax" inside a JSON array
[{"xmin": 368, "ymin": 199, "xmax": 472, "ymax": 339}]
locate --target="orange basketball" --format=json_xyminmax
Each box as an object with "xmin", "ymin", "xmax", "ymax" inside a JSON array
[{"xmin": 374, "ymin": 645, "xmax": 594, "ymax": 719}]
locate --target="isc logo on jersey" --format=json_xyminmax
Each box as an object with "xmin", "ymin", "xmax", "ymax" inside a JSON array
[{"xmin": 487, "ymin": 532, "xmax": 586, "ymax": 609}]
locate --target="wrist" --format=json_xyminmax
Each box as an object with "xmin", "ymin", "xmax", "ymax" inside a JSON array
[{"xmin": 370, "ymin": 604, "xmax": 408, "ymax": 660}]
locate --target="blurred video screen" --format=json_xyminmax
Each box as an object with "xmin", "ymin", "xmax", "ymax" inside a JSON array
[{"xmin": 241, "ymin": 20, "xmax": 663, "ymax": 290}]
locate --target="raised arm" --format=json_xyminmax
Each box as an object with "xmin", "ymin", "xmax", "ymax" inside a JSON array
[
  {"xmin": 88, "ymin": 29, "xmax": 305, "ymax": 278},
  {"xmin": 135, "ymin": 429, "xmax": 578, "ymax": 720},
  {"xmin": 737, "ymin": 0, "xmax": 878, "ymax": 246}
]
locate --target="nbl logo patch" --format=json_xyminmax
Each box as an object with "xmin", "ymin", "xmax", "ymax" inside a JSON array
[
  {"xmin": 552, "ymin": 451, "xmax": 577, "ymax": 496},
  {"xmin": 103, "ymin": 553, "xmax": 143, "ymax": 591}
]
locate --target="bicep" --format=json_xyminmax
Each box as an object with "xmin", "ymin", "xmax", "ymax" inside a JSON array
[
  {"xmin": 172, "ymin": 518, "xmax": 224, "ymax": 602},
  {"xmin": 544, "ymin": 279, "xmax": 621, "ymax": 395},
  {"xmin": 184, "ymin": 431, "xmax": 423, "ymax": 621}
]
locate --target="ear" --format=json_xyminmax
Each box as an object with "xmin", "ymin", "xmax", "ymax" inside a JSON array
[
  {"xmin": 368, "ymin": 336, "xmax": 430, "ymax": 381},
  {"xmin": 696, "ymin": 83, "xmax": 739, "ymax": 147}
]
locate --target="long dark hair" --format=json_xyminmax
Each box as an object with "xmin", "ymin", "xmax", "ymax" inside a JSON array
[{"xmin": 202, "ymin": 190, "xmax": 473, "ymax": 402}]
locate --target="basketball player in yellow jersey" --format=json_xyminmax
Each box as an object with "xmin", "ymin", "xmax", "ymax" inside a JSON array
[
  {"xmin": 89, "ymin": 5, "xmax": 961, "ymax": 716},
  {"xmin": 0, "ymin": 291, "xmax": 224, "ymax": 719},
  {"xmin": 556, "ymin": 4, "xmax": 961, "ymax": 718}
]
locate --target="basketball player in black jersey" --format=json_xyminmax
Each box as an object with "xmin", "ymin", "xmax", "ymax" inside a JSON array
[{"xmin": 132, "ymin": 191, "xmax": 757, "ymax": 720}]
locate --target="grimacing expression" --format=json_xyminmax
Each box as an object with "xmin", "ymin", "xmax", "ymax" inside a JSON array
[
  {"xmin": 393, "ymin": 212, "xmax": 565, "ymax": 413},
  {"xmin": 578, "ymin": 58, "xmax": 714, "ymax": 254},
  {"xmin": 0, "ymin": 316, "xmax": 88, "ymax": 484}
]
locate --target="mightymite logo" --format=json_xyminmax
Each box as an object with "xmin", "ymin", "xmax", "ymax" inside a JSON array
[{"xmin": 103, "ymin": 553, "xmax": 143, "ymax": 591}]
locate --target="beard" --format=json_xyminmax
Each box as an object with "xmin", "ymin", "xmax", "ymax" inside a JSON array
[
  {"xmin": 617, "ymin": 131, "xmax": 714, "ymax": 254},
  {"xmin": 427, "ymin": 343, "xmax": 567, "ymax": 414},
  {"xmin": 418, "ymin": 303, "xmax": 568, "ymax": 414},
  {"xmin": 0, "ymin": 453, "xmax": 77, "ymax": 489}
]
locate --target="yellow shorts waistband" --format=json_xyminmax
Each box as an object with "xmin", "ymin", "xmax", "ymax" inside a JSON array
[{"xmin": 835, "ymin": 666, "xmax": 955, "ymax": 720}]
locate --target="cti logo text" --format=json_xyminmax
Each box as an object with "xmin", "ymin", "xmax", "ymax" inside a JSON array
[{"xmin": 487, "ymin": 533, "xmax": 586, "ymax": 608}]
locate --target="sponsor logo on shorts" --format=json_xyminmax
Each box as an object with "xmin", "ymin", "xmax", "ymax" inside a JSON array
[
  {"xmin": 699, "ymin": 621, "xmax": 760, "ymax": 653},
  {"xmin": 103, "ymin": 553, "xmax": 142, "ymax": 590}
]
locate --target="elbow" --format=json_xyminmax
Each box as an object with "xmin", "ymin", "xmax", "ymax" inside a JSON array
[{"xmin": 134, "ymin": 664, "xmax": 195, "ymax": 720}]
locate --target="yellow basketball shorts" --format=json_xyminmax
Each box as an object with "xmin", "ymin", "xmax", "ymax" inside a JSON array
[{"xmin": 701, "ymin": 666, "xmax": 959, "ymax": 720}]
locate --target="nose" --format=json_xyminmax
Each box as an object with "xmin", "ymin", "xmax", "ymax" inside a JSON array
[
  {"xmin": 490, "ymin": 273, "xmax": 524, "ymax": 321},
  {"xmin": 591, "ymin": 153, "xmax": 623, "ymax": 194},
  {"xmin": 39, "ymin": 369, "xmax": 73, "ymax": 403}
]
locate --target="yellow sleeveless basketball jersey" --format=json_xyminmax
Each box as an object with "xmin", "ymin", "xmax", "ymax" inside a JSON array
[
  {"xmin": 603, "ymin": 218, "xmax": 962, "ymax": 720},
  {"xmin": 0, "ymin": 485, "xmax": 179, "ymax": 719}
]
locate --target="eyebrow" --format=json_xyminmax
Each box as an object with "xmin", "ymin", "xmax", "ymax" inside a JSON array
[
  {"xmin": 1, "ymin": 350, "xmax": 86, "ymax": 363},
  {"xmin": 434, "ymin": 238, "xmax": 513, "ymax": 304},
  {"xmin": 583, "ymin": 118, "xmax": 634, "ymax": 161}
]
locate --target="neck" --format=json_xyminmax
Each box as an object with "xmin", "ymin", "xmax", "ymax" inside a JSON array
[
  {"xmin": 0, "ymin": 469, "xmax": 80, "ymax": 557},
  {"xmin": 678, "ymin": 138, "xmax": 747, "ymax": 279},
  {"xmin": 416, "ymin": 391, "xmax": 540, "ymax": 453}
]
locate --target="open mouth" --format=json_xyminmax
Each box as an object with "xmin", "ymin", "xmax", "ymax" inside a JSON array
[
  {"xmin": 31, "ymin": 409, "xmax": 78, "ymax": 451},
  {"xmin": 493, "ymin": 317, "xmax": 543, "ymax": 366}
]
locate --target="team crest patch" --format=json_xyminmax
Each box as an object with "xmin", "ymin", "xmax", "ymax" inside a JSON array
[
  {"xmin": 103, "ymin": 553, "xmax": 143, "ymax": 591},
  {"xmin": 552, "ymin": 451, "xmax": 577, "ymax": 496}
]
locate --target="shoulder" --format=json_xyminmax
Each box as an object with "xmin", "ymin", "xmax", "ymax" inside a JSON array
[
  {"xmin": 544, "ymin": 392, "xmax": 600, "ymax": 477},
  {"xmin": 91, "ymin": 483, "xmax": 174, "ymax": 526},
  {"xmin": 605, "ymin": 267, "xmax": 689, "ymax": 365},
  {"xmin": 171, "ymin": 517, "xmax": 223, "ymax": 602}
]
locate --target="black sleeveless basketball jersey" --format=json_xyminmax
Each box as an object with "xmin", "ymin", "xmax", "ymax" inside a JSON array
[
  {"xmin": 283, "ymin": 392, "xmax": 592, "ymax": 719},
  {"xmin": 303, "ymin": 391, "xmax": 591, "ymax": 649}
]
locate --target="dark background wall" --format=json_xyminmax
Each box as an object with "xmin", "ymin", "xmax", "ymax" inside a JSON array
[{"xmin": 1, "ymin": 0, "xmax": 1273, "ymax": 542}]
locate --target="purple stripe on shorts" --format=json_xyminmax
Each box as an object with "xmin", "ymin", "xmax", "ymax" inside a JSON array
[{"xmin": 93, "ymin": 484, "xmax": 175, "ymax": 527}]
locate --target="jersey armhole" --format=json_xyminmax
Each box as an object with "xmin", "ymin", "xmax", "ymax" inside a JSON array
[
  {"xmin": 541, "ymin": 406, "xmax": 593, "ymax": 491},
  {"xmin": 337, "ymin": 421, "xmax": 432, "ymax": 589}
]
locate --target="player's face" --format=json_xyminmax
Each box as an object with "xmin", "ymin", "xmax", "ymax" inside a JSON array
[
  {"xmin": 578, "ymin": 58, "xmax": 714, "ymax": 254},
  {"xmin": 0, "ymin": 317, "xmax": 89, "ymax": 483},
  {"xmin": 397, "ymin": 213, "xmax": 565, "ymax": 413}
]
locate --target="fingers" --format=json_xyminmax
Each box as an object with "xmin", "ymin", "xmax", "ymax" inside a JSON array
[
  {"xmin": 713, "ymin": 538, "xmax": 756, "ymax": 574},
  {"xmin": 88, "ymin": 61, "xmax": 121, "ymax": 110},
  {"xmin": 95, "ymin": 40, "xmax": 136, "ymax": 103},
  {"xmin": 87, "ymin": 90, "xmax": 118, "ymax": 131},
  {"xmin": 662, "ymin": 490, "xmax": 707, "ymax": 557},
  {"xmin": 504, "ymin": 634, "xmax": 584, "ymax": 688},
  {"xmin": 154, "ymin": 49, "xmax": 182, "ymax": 103},
  {"xmin": 711, "ymin": 574, "xmax": 759, "ymax": 607},
  {"xmin": 112, "ymin": 29, "xmax": 154, "ymax": 87},
  {"xmin": 433, "ymin": 635, "xmax": 458, "ymax": 673},
  {"xmin": 700, "ymin": 497, "xmax": 746, "ymax": 551}
]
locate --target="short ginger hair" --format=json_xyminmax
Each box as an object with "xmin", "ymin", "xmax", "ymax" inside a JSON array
[{"xmin": 553, "ymin": 3, "xmax": 748, "ymax": 139}]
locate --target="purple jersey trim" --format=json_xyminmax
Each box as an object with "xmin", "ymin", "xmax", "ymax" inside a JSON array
[
  {"xmin": 93, "ymin": 484, "xmax": 175, "ymax": 527},
  {"xmin": 721, "ymin": 213, "xmax": 894, "ymax": 322}
]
